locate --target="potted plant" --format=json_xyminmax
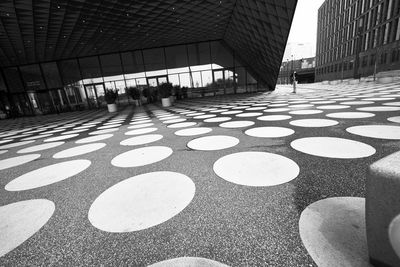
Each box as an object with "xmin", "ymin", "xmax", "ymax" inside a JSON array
[
  {"xmin": 127, "ymin": 87, "xmax": 141, "ymax": 106},
  {"xmin": 182, "ymin": 86, "xmax": 188, "ymax": 99},
  {"xmin": 104, "ymin": 88, "xmax": 118, "ymax": 112},
  {"xmin": 174, "ymin": 85, "xmax": 182, "ymax": 100},
  {"xmin": 158, "ymin": 82, "xmax": 172, "ymax": 107}
]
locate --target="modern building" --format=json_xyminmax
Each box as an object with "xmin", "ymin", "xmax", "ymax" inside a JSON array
[
  {"xmin": 277, "ymin": 57, "xmax": 316, "ymax": 84},
  {"xmin": 0, "ymin": 0, "xmax": 297, "ymax": 117},
  {"xmin": 315, "ymin": 0, "xmax": 400, "ymax": 82}
]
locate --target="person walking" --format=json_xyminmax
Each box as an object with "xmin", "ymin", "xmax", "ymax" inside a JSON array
[{"xmin": 292, "ymin": 71, "xmax": 297, "ymax": 93}]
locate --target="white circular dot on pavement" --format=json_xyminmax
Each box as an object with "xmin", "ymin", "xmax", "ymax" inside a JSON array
[
  {"xmin": 326, "ymin": 112, "xmax": 375, "ymax": 119},
  {"xmin": 17, "ymin": 142, "xmax": 64, "ymax": 154},
  {"xmin": 362, "ymin": 97, "xmax": 395, "ymax": 101},
  {"xmin": 0, "ymin": 139, "xmax": 13, "ymax": 145},
  {"xmin": 383, "ymin": 102, "xmax": 400, "ymax": 106},
  {"xmin": 111, "ymin": 146, "xmax": 172, "ymax": 167},
  {"xmin": 186, "ymin": 112, "xmax": 205, "ymax": 117},
  {"xmin": 245, "ymin": 127, "xmax": 294, "ymax": 138},
  {"xmin": 219, "ymin": 121, "xmax": 254, "ymax": 128},
  {"xmin": 193, "ymin": 114, "xmax": 216, "ymax": 119},
  {"xmin": 246, "ymin": 106, "xmax": 266, "ymax": 111},
  {"xmin": 213, "ymin": 151, "xmax": 299, "ymax": 187},
  {"xmin": 257, "ymin": 115, "xmax": 292, "ymax": 121},
  {"xmin": 5, "ymin": 160, "xmax": 91, "ymax": 191},
  {"xmin": 75, "ymin": 134, "xmax": 113, "ymax": 144},
  {"xmin": 317, "ymin": 105, "xmax": 350, "ymax": 110},
  {"xmin": 357, "ymin": 106, "xmax": 400, "ymax": 112},
  {"xmin": 130, "ymin": 120, "xmax": 152, "ymax": 125},
  {"xmin": 388, "ymin": 116, "xmax": 400, "ymax": 123},
  {"xmin": 61, "ymin": 129, "xmax": 89, "ymax": 135},
  {"xmin": 159, "ymin": 116, "xmax": 180, "ymax": 121},
  {"xmin": 44, "ymin": 134, "xmax": 79, "ymax": 142},
  {"xmin": 22, "ymin": 133, "xmax": 53, "ymax": 141},
  {"xmin": 291, "ymin": 137, "xmax": 375, "ymax": 158},
  {"xmin": 340, "ymin": 101, "xmax": 374, "ymax": 105},
  {"xmin": 221, "ymin": 110, "xmax": 243, "ymax": 115},
  {"xmin": 264, "ymin": 108, "xmax": 290, "ymax": 113},
  {"xmin": 389, "ymin": 214, "xmax": 400, "ymax": 259},
  {"xmin": 236, "ymin": 112, "xmax": 263, "ymax": 117},
  {"xmin": 346, "ymin": 125, "xmax": 400, "ymax": 140},
  {"xmin": 204, "ymin": 117, "xmax": 232, "ymax": 123},
  {"xmin": 125, "ymin": 128, "xmax": 157, "ymax": 135},
  {"xmin": 289, "ymin": 119, "xmax": 339, "ymax": 127},
  {"xmin": 310, "ymin": 100, "xmax": 336, "ymax": 104},
  {"xmin": 187, "ymin": 135, "xmax": 239, "ymax": 151},
  {"xmin": 0, "ymin": 154, "xmax": 40, "ymax": 170},
  {"xmin": 174, "ymin": 127, "xmax": 212, "ymax": 136},
  {"xmin": 209, "ymin": 109, "xmax": 228, "ymax": 113},
  {"xmin": 299, "ymin": 197, "xmax": 370, "ymax": 267},
  {"xmin": 289, "ymin": 104, "xmax": 314, "ymax": 108},
  {"xmin": 0, "ymin": 140, "xmax": 35, "ymax": 150},
  {"xmin": 0, "ymin": 199, "xmax": 55, "ymax": 257},
  {"xmin": 163, "ymin": 118, "xmax": 187, "ymax": 124},
  {"xmin": 148, "ymin": 257, "xmax": 230, "ymax": 267},
  {"xmin": 97, "ymin": 124, "xmax": 121, "ymax": 130},
  {"xmin": 289, "ymin": 110, "xmax": 323, "ymax": 115},
  {"xmin": 53, "ymin": 143, "xmax": 106, "ymax": 158},
  {"xmin": 120, "ymin": 134, "xmax": 163, "ymax": 146},
  {"xmin": 0, "ymin": 150, "xmax": 7, "ymax": 155},
  {"xmin": 89, "ymin": 128, "xmax": 119, "ymax": 135},
  {"xmin": 127, "ymin": 123, "xmax": 154, "ymax": 129},
  {"xmin": 88, "ymin": 171, "xmax": 195, "ymax": 232},
  {"xmin": 167, "ymin": 122, "xmax": 197, "ymax": 128}
]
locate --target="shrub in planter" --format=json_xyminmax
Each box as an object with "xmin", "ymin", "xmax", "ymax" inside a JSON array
[
  {"xmin": 182, "ymin": 86, "xmax": 188, "ymax": 99},
  {"xmin": 127, "ymin": 87, "xmax": 141, "ymax": 106},
  {"xmin": 104, "ymin": 88, "xmax": 118, "ymax": 112},
  {"xmin": 158, "ymin": 82, "xmax": 173, "ymax": 107},
  {"xmin": 174, "ymin": 85, "xmax": 182, "ymax": 100}
]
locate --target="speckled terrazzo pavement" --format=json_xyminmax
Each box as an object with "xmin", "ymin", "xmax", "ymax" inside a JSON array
[{"xmin": 1, "ymin": 81, "xmax": 400, "ymax": 266}]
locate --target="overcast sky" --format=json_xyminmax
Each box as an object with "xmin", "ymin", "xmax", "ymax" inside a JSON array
[{"xmin": 286, "ymin": 0, "xmax": 326, "ymax": 52}]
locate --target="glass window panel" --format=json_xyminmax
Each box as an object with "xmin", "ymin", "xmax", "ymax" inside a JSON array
[
  {"xmin": 210, "ymin": 41, "xmax": 234, "ymax": 68},
  {"xmin": 124, "ymin": 72, "xmax": 146, "ymax": 79},
  {"xmin": 79, "ymin": 56, "xmax": 102, "ymax": 81},
  {"xmin": 192, "ymin": 72, "xmax": 202, "ymax": 87},
  {"xmin": 125, "ymin": 79, "xmax": 136, "ymax": 87},
  {"xmin": 168, "ymin": 66, "xmax": 190, "ymax": 74},
  {"xmin": 179, "ymin": 73, "xmax": 191, "ymax": 87},
  {"xmin": 135, "ymin": 78, "xmax": 147, "ymax": 88},
  {"xmin": 165, "ymin": 45, "xmax": 188, "ymax": 69},
  {"xmin": 3, "ymin": 67, "xmax": 24, "ymax": 93},
  {"xmin": 100, "ymin": 53, "xmax": 123, "ymax": 79},
  {"xmin": 121, "ymin": 51, "xmax": 144, "ymax": 74},
  {"xmin": 59, "ymin": 59, "xmax": 82, "ymax": 85},
  {"xmin": 146, "ymin": 69, "xmax": 167, "ymax": 77},
  {"xmin": 41, "ymin": 62, "xmax": 62, "ymax": 89},
  {"xmin": 143, "ymin": 48, "xmax": 166, "ymax": 72},
  {"xmin": 168, "ymin": 74, "xmax": 180, "ymax": 86},
  {"xmin": 190, "ymin": 64, "xmax": 212, "ymax": 71},
  {"xmin": 0, "ymin": 72, "xmax": 7, "ymax": 91},
  {"xmin": 20, "ymin": 64, "xmax": 46, "ymax": 90},
  {"xmin": 201, "ymin": 70, "xmax": 213, "ymax": 87},
  {"xmin": 188, "ymin": 42, "xmax": 211, "ymax": 68}
]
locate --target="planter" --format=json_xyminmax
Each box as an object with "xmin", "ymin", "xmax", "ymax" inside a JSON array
[
  {"xmin": 169, "ymin": 95, "xmax": 176, "ymax": 104},
  {"xmin": 107, "ymin": 103, "xmax": 117, "ymax": 113},
  {"xmin": 161, "ymin": 97, "xmax": 171, "ymax": 107},
  {"xmin": 378, "ymin": 76, "xmax": 393, "ymax": 84}
]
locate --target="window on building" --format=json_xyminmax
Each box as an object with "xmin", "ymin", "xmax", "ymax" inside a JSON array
[
  {"xmin": 380, "ymin": 52, "xmax": 387, "ymax": 64},
  {"xmin": 370, "ymin": 53, "xmax": 376, "ymax": 66}
]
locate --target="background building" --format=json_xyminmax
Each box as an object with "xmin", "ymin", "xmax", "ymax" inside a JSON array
[
  {"xmin": 277, "ymin": 57, "xmax": 316, "ymax": 84},
  {"xmin": 315, "ymin": 0, "xmax": 400, "ymax": 82},
  {"xmin": 282, "ymin": 42, "xmax": 314, "ymax": 61},
  {"xmin": 0, "ymin": 0, "xmax": 297, "ymax": 117}
]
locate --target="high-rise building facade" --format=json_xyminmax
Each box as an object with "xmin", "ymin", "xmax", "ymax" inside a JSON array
[
  {"xmin": 315, "ymin": 0, "xmax": 400, "ymax": 81},
  {"xmin": 0, "ymin": 0, "xmax": 297, "ymax": 117}
]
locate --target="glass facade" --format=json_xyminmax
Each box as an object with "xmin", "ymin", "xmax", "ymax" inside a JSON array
[{"xmin": 0, "ymin": 40, "xmax": 259, "ymax": 116}]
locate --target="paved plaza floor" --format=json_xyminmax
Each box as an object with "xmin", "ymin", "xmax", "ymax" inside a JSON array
[{"xmin": 1, "ymin": 82, "xmax": 400, "ymax": 266}]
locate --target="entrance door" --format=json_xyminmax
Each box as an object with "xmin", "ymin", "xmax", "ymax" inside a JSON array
[
  {"xmin": 84, "ymin": 83, "xmax": 105, "ymax": 108},
  {"xmin": 146, "ymin": 76, "xmax": 168, "ymax": 102}
]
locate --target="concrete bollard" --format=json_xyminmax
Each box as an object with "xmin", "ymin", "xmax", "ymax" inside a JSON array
[{"xmin": 366, "ymin": 151, "xmax": 400, "ymax": 267}]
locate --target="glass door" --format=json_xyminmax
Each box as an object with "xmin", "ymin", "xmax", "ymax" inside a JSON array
[
  {"xmin": 213, "ymin": 69, "xmax": 224, "ymax": 95},
  {"xmin": 84, "ymin": 83, "xmax": 105, "ymax": 108},
  {"xmin": 146, "ymin": 76, "xmax": 168, "ymax": 103}
]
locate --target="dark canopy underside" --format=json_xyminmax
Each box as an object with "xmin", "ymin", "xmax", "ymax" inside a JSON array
[{"xmin": 0, "ymin": 0, "xmax": 297, "ymax": 89}]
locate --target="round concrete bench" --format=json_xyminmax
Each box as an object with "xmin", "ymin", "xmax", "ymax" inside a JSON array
[{"xmin": 366, "ymin": 151, "xmax": 400, "ymax": 267}]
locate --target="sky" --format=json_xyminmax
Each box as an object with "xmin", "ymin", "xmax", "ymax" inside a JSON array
[{"xmin": 285, "ymin": 0, "xmax": 326, "ymax": 57}]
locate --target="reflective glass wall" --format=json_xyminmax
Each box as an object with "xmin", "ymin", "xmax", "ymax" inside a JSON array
[{"xmin": 0, "ymin": 40, "xmax": 259, "ymax": 116}]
